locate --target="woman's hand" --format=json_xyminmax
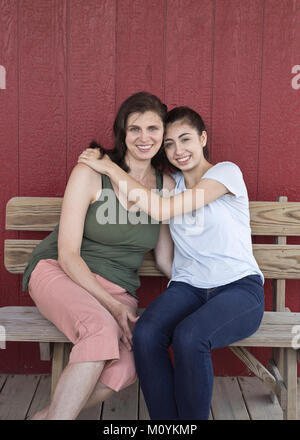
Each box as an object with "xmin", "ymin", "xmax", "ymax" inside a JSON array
[
  {"xmin": 108, "ymin": 301, "xmax": 139, "ymax": 350},
  {"xmin": 78, "ymin": 148, "xmax": 113, "ymax": 175}
]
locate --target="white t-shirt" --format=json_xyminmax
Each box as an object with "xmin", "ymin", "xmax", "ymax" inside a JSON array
[{"xmin": 169, "ymin": 162, "xmax": 264, "ymax": 288}]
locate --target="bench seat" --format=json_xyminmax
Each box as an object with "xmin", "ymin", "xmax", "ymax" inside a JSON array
[{"xmin": 1, "ymin": 306, "xmax": 300, "ymax": 348}]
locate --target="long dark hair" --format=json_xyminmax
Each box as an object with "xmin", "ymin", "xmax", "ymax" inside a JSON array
[{"xmin": 89, "ymin": 92, "xmax": 168, "ymax": 172}]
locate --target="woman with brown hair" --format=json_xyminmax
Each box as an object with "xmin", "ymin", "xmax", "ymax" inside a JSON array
[{"xmin": 23, "ymin": 92, "xmax": 175, "ymax": 419}]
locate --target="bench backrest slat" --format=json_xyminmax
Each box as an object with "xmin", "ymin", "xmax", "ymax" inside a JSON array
[
  {"xmin": 6, "ymin": 197, "xmax": 300, "ymax": 236},
  {"xmin": 4, "ymin": 239, "xmax": 300, "ymax": 279},
  {"xmin": 6, "ymin": 197, "xmax": 62, "ymax": 231}
]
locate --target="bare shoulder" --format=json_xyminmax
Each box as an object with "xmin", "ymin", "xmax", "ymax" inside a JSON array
[
  {"xmin": 66, "ymin": 163, "xmax": 102, "ymax": 199},
  {"xmin": 162, "ymin": 172, "xmax": 176, "ymax": 191},
  {"xmin": 71, "ymin": 162, "xmax": 100, "ymax": 177},
  {"xmin": 69, "ymin": 163, "xmax": 101, "ymax": 185}
]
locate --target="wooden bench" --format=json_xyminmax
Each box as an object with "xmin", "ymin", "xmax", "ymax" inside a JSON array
[{"xmin": 1, "ymin": 196, "xmax": 300, "ymax": 419}]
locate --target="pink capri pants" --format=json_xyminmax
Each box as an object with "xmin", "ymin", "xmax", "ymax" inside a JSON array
[{"xmin": 28, "ymin": 259, "xmax": 138, "ymax": 392}]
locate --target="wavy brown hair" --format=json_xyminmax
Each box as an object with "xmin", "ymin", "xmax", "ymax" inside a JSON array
[{"xmin": 89, "ymin": 91, "xmax": 168, "ymax": 172}]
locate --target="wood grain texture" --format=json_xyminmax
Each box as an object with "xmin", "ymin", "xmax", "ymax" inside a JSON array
[
  {"xmin": 256, "ymin": 1, "xmax": 300, "ymax": 369},
  {"xmin": 17, "ymin": 0, "xmax": 68, "ymax": 372},
  {"xmin": 0, "ymin": 374, "xmax": 40, "ymax": 420},
  {"xmin": 249, "ymin": 201, "xmax": 300, "ymax": 236},
  {"xmin": 1, "ymin": 306, "xmax": 299, "ymax": 348},
  {"xmin": 164, "ymin": 0, "xmax": 214, "ymax": 124},
  {"xmin": 211, "ymin": 0, "xmax": 263, "ymax": 200},
  {"xmin": 211, "ymin": 377, "xmax": 250, "ymax": 420},
  {"xmin": 116, "ymin": 0, "xmax": 165, "ymax": 106},
  {"xmin": 257, "ymin": 0, "xmax": 300, "ymax": 201},
  {"xmin": 5, "ymin": 239, "xmax": 300, "ymax": 279},
  {"xmin": 0, "ymin": 0, "xmax": 20, "ymax": 373},
  {"xmin": 6, "ymin": 197, "xmax": 300, "ymax": 235},
  {"xmin": 68, "ymin": 0, "xmax": 116, "ymax": 172},
  {"xmin": 0, "ymin": 307, "xmax": 69, "ymax": 342},
  {"xmin": 18, "ymin": 0, "xmax": 67, "ymax": 197},
  {"xmin": 238, "ymin": 377, "xmax": 283, "ymax": 420},
  {"xmin": 6, "ymin": 197, "xmax": 62, "ymax": 230}
]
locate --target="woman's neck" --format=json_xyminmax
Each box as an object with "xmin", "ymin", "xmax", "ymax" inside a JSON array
[
  {"xmin": 183, "ymin": 160, "xmax": 213, "ymax": 188},
  {"xmin": 125, "ymin": 155, "xmax": 154, "ymax": 183}
]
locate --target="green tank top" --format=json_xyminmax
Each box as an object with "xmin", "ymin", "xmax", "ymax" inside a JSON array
[{"xmin": 22, "ymin": 170, "xmax": 163, "ymax": 299}]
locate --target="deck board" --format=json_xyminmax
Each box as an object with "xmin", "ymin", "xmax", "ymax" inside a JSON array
[
  {"xmin": 211, "ymin": 377, "xmax": 250, "ymax": 420},
  {"xmin": 238, "ymin": 376, "xmax": 283, "ymax": 420},
  {"xmin": 101, "ymin": 381, "xmax": 139, "ymax": 420},
  {"xmin": 26, "ymin": 375, "xmax": 51, "ymax": 419},
  {"xmin": 0, "ymin": 374, "xmax": 39, "ymax": 420},
  {"xmin": 0, "ymin": 374, "xmax": 298, "ymax": 420}
]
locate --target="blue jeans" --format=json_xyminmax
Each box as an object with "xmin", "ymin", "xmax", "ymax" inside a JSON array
[{"xmin": 132, "ymin": 275, "xmax": 264, "ymax": 420}]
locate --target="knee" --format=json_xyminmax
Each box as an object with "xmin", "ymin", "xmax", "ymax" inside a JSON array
[
  {"xmin": 132, "ymin": 314, "xmax": 167, "ymax": 353},
  {"xmin": 75, "ymin": 310, "xmax": 119, "ymax": 343},
  {"xmin": 173, "ymin": 322, "xmax": 210, "ymax": 355}
]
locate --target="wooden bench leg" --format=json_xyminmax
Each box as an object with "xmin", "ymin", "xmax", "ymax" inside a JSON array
[
  {"xmin": 50, "ymin": 342, "xmax": 72, "ymax": 398},
  {"xmin": 39, "ymin": 342, "xmax": 51, "ymax": 361},
  {"xmin": 51, "ymin": 343, "xmax": 65, "ymax": 398},
  {"xmin": 284, "ymin": 347, "xmax": 298, "ymax": 420}
]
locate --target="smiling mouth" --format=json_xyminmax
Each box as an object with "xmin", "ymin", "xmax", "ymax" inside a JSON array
[
  {"xmin": 136, "ymin": 145, "xmax": 153, "ymax": 152},
  {"xmin": 176, "ymin": 155, "xmax": 191, "ymax": 165}
]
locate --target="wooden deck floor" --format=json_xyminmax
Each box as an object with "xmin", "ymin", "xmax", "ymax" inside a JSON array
[{"xmin": 0, "ymin": 374, "xmax": 299, "ymax": 420}]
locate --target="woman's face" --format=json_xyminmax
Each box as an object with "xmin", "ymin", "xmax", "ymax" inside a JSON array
[
  {"xmin": 164, "ymin": 120, "xmax": 207, "ymax": 171},
  {"xmin": 125, "ymin": 111, "xmax": 164, "ymax": 161}
]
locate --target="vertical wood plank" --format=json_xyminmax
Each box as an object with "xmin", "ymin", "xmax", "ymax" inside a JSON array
[
  {"xmin": 165, "ymin": 0, "xmax": 214, "ymax": 122},
  {"xmin": 257, "ymin": 0, "xmax": 300, "ymax": 330},
  {"xmin": 284, "ymin": 348, "xmax": 298, "ymax": 419},
  {"xmin": 257, "ymin": 0, "xmax": 300, "ymax": 202},
  {"xmin": 0, "ymin": 0, "xmax": 20, "ymax": 373},
  {"xmin": 115, "ymin": 0, "xmax": 165, "ymax": 107},
  {"xmin": 51, "ymin": 342, "xmax": 65, "ymax": 397},
  {"xmin": 68, "ymin": 0, "xmax": 116, "ymax": 172},
  {"xmin": 19, "ymin": 0, "xmax": 67, "ymax": 197},
  {"xmin": 211, "ymin": 0, "xmax": 264, "ymax": 200},
  {"xmin": 17, "ymin": 0, "xmax": 68, "ymax": 374}
]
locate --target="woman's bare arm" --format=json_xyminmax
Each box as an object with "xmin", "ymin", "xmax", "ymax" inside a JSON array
[
  {"xmin": 154, "ymin": 223, "xmax": 174, "ymax": 279},
  {"xmin": 57, "ymin": 163, "xmax": 137, "ymax": 349},
  {"xmin": 78, "ymin": 152, "xmax": 228, "ymax": 222}
]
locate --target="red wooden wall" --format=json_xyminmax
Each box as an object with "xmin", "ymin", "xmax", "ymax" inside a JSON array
[{"xmin": 1, "ymin": 0, "xmax": 300, "ymax": 376}]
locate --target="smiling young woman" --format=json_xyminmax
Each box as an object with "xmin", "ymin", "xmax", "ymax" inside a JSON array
[{"xmin": 78, "ymin": 105, "xmax": 264, "ymax": 420}]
